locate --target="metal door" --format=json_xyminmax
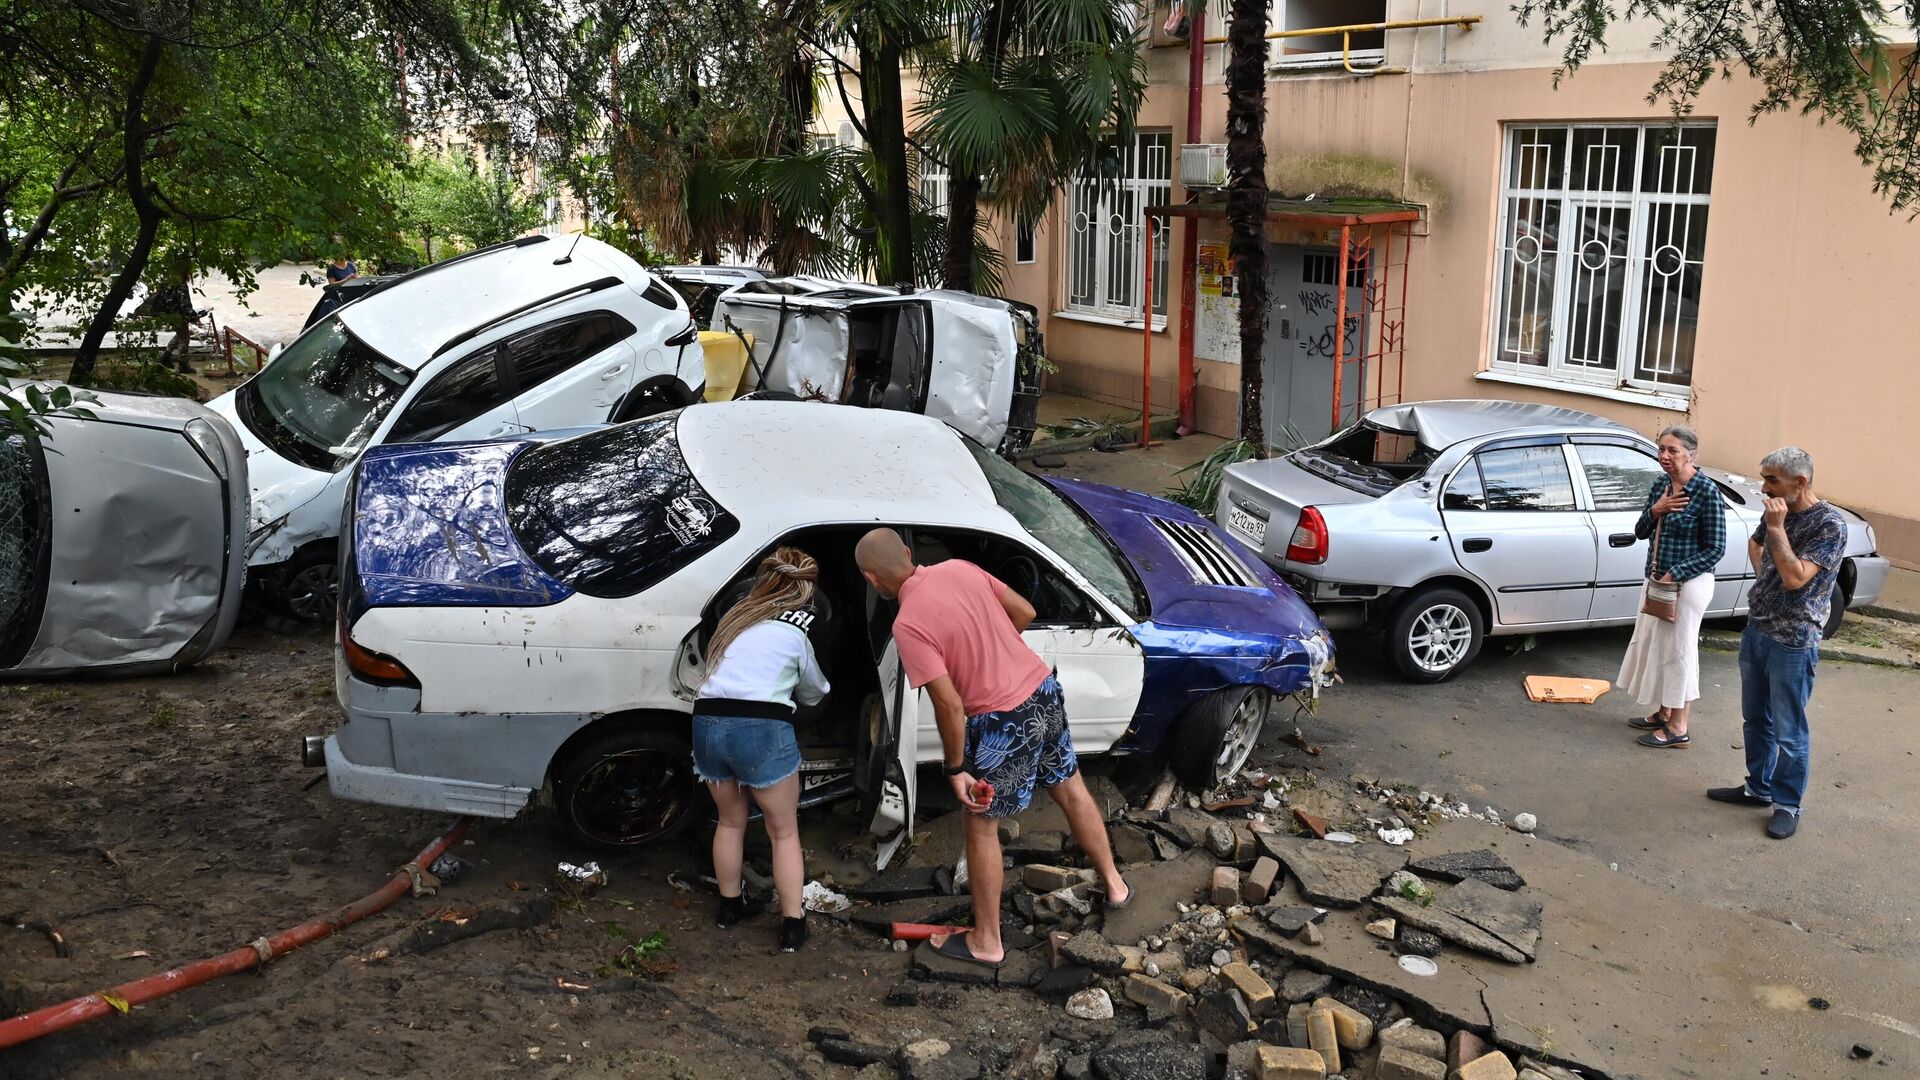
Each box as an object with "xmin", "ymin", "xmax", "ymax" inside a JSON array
[{"xmin": 1261, "ymin": 244, "xmax": 1366, "ymax": 446}]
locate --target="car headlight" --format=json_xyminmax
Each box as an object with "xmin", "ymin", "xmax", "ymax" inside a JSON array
[{"xmin": 184, "ymin": 418, "xmax": 229, "ymax": 481}]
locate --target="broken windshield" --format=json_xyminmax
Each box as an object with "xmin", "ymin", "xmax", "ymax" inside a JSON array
[
  {"xmin": 1292, "ymin": 422, "xmax": 1440, "ymax": 497},
  {"xmin": 239, "ymin": 320, "xmax": 412, "ymax": 472},
  {"xmin": 962, "ymin": 440, "xmax": 1142, "ymax": 619}
]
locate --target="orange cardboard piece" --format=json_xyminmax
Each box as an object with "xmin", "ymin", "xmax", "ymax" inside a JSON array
[{"xmin": 1523, "ymin": 675, "xmax": 1611, "ymax": 704}]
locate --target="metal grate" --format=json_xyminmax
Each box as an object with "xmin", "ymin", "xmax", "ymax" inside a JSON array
[
  {"xmin": 1149, "ymin": 516, "xmax": 1258, "ymax": 588},
  {"xmin": 1067, "ymin": 132, "xmax": 1171, "ymax": 320}
]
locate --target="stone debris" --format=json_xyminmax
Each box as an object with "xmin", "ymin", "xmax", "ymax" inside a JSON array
[
  {"xmin": 1408, "ymin": 850, "xmax": 1527, "ymax": 892},
  {"xmin": 1262, "ymin": 905, "xmax": 1325, "ymax": 938},
  {"xmin": 1397, "ymin": 927, "xmax": 1444, "ymax": 958},
  {"xmin": 1378, "ymin": 827, "xmax": 1415, "ymax": 846},
  {"xmin": 1192, "ymin": 986, "xmax": 1256, "ymax": 1044},
  {"xmin": 1006, "ymin": 830, "xmax": 1068, "ymax": 864},
  {"xmin": 1291, "ymin": 809, "xmax": 1331, "ymax": 839},
  {"xmin": 1258, "ymin": 835, "xmax": 1406, "ymax": 909},
  {"xmin": 1304, "ymin": 1007, "xmax": 1341, "ymax": 1074},
  {"xmin": 1373, "ymin": 878, "xmax": 1542, "ymax": 964},
  {"xmin": 1366, "ymin": 917, "xmax": 1397, "ymax": 940},
  {"xmin": 850, "ymin": 863, "xmax": 944, "ymax": 902},
  {"xmin": 1218, "ymin": 962, "xmax": 1277, "ymax": 1016},
  {"xmin": 1311, "ymin": 996, "xmax": 1374, "ymax": 1051},
  {"xmin": 1212, "ymin": 866, "xmax": 1244, "ymax": 907},
  {"xmin": 1280, "ymin": 968, "xmax": 1335, "ymax": 1004},
  {"xmin": 819, "ymin": 1038, "xmax": 897, "ymax": 1067},
  {"xmin": 1448, "ymin": 1030, "xmax": 1491, "ymax": 1071},
  {"xmin": 1244, "ymin": 857, "xmax": 1281, "ymax": 904},
  {"xmin": 1034, "ymin": 965, "xmax": 1097, "ymax": 997},
  {"xmin": 1110, "ymin": 823, "xmax": 1161, "ymax": 865},
  {"xmin": 1452, "ymin": 1050, "xmax": 1519, "ymax": 1080},
  {"xmin": 1256, "ymin": 1045, "xmax": 1329, "ymax": 1079},
  {"xmin": 1300, "ymin": 921, "xmax": 1324, "ymax": 946},
  {"xmin": 1124, "ymin": 972, "xmax": 1191, "ymax": 1024},
  {"xmin": 1515, "ymin": 1060, "xmax": 1585, "ymax": 1080},
  {"xmin": 1024, "ymin": 864, "xmax": 1093, "ymax": 892},
  {"xmin": 1089, "ymin": 1038, "xmax": 1207, "ymax": 1080},
  {"xmin": 1060, "ymin": 932, "xmax": 1128, "ymax": 974},
  {"xmin": 1377, "ymin": 1020, "xmax": 1446, "ymax": 1061},
  {"xmin": 1065, "ymin": 987, "xmax": 1114, "ymax": 1020},
  {"xmin": 1511, "ymin": 813, "xmax": 1537, "ymax": 834},
  {"xmin": 1376, "ymin": 1044, "xmax": 1447, "ymax": 1080}
]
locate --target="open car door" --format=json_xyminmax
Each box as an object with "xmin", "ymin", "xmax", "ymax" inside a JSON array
[{"xmin": 864, "ymin": 635, "xmax": 922, "ymax": 870}]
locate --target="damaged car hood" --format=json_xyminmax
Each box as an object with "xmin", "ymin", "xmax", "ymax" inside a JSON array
[{"xmin": 208, "ymin": 391, "xmax": 334, "ymax": 564}]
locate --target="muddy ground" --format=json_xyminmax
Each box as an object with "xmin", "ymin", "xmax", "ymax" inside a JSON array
[{"xmin": 0, "ymin": 624, "xmax": 1259, "ymax": 1079}]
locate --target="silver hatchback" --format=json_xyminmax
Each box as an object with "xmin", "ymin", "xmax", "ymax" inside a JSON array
[{"xmin": 1218, "ymin": 400, "xmax": 1889, "ymax": 682}]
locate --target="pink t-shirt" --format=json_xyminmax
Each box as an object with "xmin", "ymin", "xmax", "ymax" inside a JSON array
[{"xmin": 894, "ymin": 560, "xmax": 1051, "ymax": 716}]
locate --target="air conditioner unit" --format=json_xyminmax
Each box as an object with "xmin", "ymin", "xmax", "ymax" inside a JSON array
[{"xmin": 1180, "ymin": 144, "xmax": 1228, "ymax": 189}]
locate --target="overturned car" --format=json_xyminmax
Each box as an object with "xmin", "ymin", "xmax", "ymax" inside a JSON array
[{"xmin": 708, "ymin": 279, "xmax": 1045, "ymax": 454}]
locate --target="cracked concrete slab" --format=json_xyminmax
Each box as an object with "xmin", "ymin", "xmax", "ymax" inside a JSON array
[{"xmin": 1375, "ymin": 878, "xmax": 1542, "ymax": 964}]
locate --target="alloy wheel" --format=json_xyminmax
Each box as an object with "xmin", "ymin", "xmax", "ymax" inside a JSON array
[{"xmin": 1408, "ymin": 603, "xmax": 1474, "ymax": 674}]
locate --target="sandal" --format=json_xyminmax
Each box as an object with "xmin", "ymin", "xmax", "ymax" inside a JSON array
[
  {"xmin": 1097, "ymin": 879, "xmax": 1133, "ymax": 911},
  {"xmin": 1636, "ymin": 727, "xmax": 1691, "ymax": 749},
  {"xmin": 1627, "ymin": 714, "xmax": 1665, "ymax": 731},
  {"xmin": 934, "ymin": 932, "xmax": 1003, "ymax": 968}
]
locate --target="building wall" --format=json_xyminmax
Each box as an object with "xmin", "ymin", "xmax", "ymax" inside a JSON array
[{"xmin": 1012, "ymin": 13, "xmax": 1920, "ymax": 567}]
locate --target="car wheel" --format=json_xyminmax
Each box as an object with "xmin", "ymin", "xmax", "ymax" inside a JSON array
[
  {"xmin": 1387, "ymin": 586, "xmax": 1484, "ymax": 683},
  {"xmin": 1821, "ymin": 581, "xmax": 1849, "ymax": 641},
  {"xmin": 553, "ymin": 726, "xmax": 706, "ymax": 848},
  {"xmin": 612, "ymin": 380, "xmax": 692, "ymax": 423},
  {"xmin": 278, "ymin": 547, "xmax": 339, "ymax": 625},
  {"xmin": 1170, "ymin": 686, "xmax": 1271, "ymax": 791}
]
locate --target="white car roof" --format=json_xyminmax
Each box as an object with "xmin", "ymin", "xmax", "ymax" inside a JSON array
[
  {"xmin": 338, "ymin": 234, "xmax": 653, "ymax": 370},
  {"xmin": 676, "ymin": 402, "xmax": 1004, "ymax": 528},
  {"xmin": 1364, "ymin": 399, "xmax": 1637, "ymax": 447}
]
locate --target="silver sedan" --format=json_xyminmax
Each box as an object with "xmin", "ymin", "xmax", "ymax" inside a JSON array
[{"xmin": 1218, "ymin": 400, "xmax": 1890, "ymax": 682}]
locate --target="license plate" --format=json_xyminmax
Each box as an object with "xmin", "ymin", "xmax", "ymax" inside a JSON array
[{"xmin": 1228, "ymin": 505, "xmax": 1268, "ymax": 546}]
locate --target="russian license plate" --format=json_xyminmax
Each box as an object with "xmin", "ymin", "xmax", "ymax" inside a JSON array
[{"xmin": 1228, "ymin": 504, "xmax": 1268, "ymax": 546}]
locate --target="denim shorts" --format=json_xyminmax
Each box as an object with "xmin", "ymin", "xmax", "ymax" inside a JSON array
[{"xmin": 691, "ymin": 714, "xmax": 802, "ymax": 789}]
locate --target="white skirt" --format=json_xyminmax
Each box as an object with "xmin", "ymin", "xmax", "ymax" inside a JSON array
[{"xmin": 1617, "ymin": 573, "xmax": 1714, "ymax": 709}]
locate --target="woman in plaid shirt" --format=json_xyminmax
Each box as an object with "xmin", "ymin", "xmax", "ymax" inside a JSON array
[{"xmin": 1618, "ymin": 425, "xmax": 1726, "ymax": 748}]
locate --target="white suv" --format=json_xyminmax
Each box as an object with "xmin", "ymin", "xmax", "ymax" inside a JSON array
[{"xmin": 209, "ymin": 234, "xmax": 704, "ymax": 620}]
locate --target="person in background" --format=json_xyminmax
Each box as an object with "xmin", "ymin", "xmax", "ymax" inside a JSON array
[
  {"xmin": 692, "ymin": 547, "xmax": 830, "ymax": 951},
  {"xmin": 1619, "ymin": 425, "xmax": 1725, "ymax": 749},
  {"xmin": 855, "ymin": 528, "xmax": 1129, "ymax": 967},
  {"xmin": 1707, "ymin": 447, "xmax": 1846, "ymax": 840},
  {"xmin": 325, "ymin": 253, "xmax": 359, "ymax": 290}
]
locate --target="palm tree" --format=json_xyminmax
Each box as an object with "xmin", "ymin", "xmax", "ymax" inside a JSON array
[
  {"xmin": 1223, "ymin": 0, "xmax": 1267, "ymax": 445},
  {"xmin": 914, "ymin": 0, "xmax": 1148, "ymax": 292}
]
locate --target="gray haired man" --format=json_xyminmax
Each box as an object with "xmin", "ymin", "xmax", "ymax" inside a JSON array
[{"xmin": 1708, "ymin": 447, "xmax": 1846, "ymax": 839}]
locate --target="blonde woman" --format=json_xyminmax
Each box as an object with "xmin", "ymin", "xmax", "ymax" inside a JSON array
[
  {"xmin": 1619, "ymin": 426, "xmax": 1725, "ymax": 748},
  {"xmin": 693, "ymin": 547, "xmax": 830, "ymax": 952}
]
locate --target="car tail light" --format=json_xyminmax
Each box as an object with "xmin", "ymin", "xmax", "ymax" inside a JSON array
[
  {"xmin": 1285, "ymin": 506, "xmax": 1329, "ymax": 565},
  {"xmin": 339, "ymin": 612, "xmax": 418, "ymax": 687}
]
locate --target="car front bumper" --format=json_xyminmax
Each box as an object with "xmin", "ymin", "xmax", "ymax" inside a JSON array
[
  {"xmin": 1850, "ymin": 554, "xmax": 1893, "ymax": 609},
  {"xmin": 324, "ymin": 734, "xmax": 532, "ymax": 819}
]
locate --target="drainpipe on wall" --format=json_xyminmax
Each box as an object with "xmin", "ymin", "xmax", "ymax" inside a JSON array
[{"xmin": 1176, "ymin": 8, "xmax": 1204, "ymax": 436}]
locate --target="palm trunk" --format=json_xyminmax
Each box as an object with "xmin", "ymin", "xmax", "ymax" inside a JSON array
[
  {"xmin": 1224, "ymin": 0, "xmax": 1268, "ymax": 447},
  {"xmin": 860, "ymin": 36, "xmax": 916, "ymax": 286},
  {"xmin": 942, "ymin": 173, "xmax": 982, "ymax": 290},
  {"xmin": 71, "ymin": 33, "xmax": 166, "ymax": 386}
]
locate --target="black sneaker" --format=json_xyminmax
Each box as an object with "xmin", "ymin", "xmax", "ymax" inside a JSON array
[
  {"xmin": 1707, "ymin": 785, "xmax": 1770, "ymax": 807},
  {"xmin": 716, "ymin": 893, "xmax": 764, "ymax": 929},
  {"xmin": 778, "ymin": 916, "xmax": 808, "ymax": 953},
  {"xmin": 1767, "ymin": 809, "xmax": 1799, "ymax": 839}
]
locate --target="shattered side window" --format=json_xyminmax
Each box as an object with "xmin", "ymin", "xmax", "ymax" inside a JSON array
[
  {"xmin": 504, "ymin": 416, "xmax": 739, "ymax": 598},
  {"xmin": 1, "ymin": 434, "xmax": 50, "ymax": 667}
]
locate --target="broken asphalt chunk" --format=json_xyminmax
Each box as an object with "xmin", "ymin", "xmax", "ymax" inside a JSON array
[
  {"xmin": 1373, "ymin": 878, "xmax": 1542, "ymax": 964},
  {"xmin": 1258, "ymin": 835, "xmax": 1406, "ymax": 909},
  {"xmin": 1407, "ymin": 849, "xmax": 1527, "ymax": 892},
  {"xmin": 851, "ymin": 863, "xmax": 945, "ymax": 902}
]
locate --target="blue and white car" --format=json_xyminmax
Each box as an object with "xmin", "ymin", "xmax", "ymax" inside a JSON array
[{"xmin": 315, "ymin": 402, "xmax": 1335, "ymax": 862}]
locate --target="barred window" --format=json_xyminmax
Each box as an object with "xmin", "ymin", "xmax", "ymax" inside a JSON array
[
  {"xmin": 1065, "ymin": 131, "xmax": 1171, "ymax": 322},
  {"xmin": 1491, "ymin": 123, "xmax": 1714, "ymax": 395}
]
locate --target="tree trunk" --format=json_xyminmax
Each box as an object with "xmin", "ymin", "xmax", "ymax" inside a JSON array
[
  {"xmin": 859, "ymin": 36, "xmax": 916, "ymax": 287},
  {"xmin": 1224, "ymin": 0, "xmax": 1268, "ymax": 447},
  {"xmin": 942, "ymin": 173, "xmax": 982, "ymax": 291},
  {"xmin": 71, "ymin": 33, "xmax": 167, "ymax": 386}
]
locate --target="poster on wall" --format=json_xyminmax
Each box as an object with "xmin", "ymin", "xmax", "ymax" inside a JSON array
[{"xmin": 1195, "ymin": 240, "xmax": 1241, "ymax": 364}]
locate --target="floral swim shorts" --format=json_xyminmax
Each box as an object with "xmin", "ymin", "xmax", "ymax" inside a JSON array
[{"xmin": 964, "ymin": 674, "xmax": 1077, "ymax": 819}]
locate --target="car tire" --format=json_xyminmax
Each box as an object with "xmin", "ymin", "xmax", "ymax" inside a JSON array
[
  {"xmin": 1169, "ymin": 685, "xmax": 1270, "ymax": 792},
  {"xmin": 612, "ymin": 379, "xmax": 693, "ymax": 423},
  {"xmin": 1387, "ymin": 585, "xmax": 1485, "ymax": 683},
  {"xmin": 552, "ymin": 725, "xmax": 706, "ymax": 849},
  {"xmin": 1821, "ymin": 580, "xmax": 1849, "ymax": 641},
  {"xmin": 277, "ymin": 546, "xmax": 339, "ymax": 625}
]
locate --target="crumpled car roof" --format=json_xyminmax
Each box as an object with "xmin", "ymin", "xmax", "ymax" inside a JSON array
[{"xmin": 1362, "ymin": 399, "xmax": 1635, "ymax": 448}]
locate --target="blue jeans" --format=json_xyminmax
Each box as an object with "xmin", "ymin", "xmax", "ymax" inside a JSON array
[
  {"xmin": 691, "ymin": 715, "xmax": 801, "ymax": 789},
  {"xmin": 1739, "ymin": 626, "xmax": 1818, "ymax": 813}
]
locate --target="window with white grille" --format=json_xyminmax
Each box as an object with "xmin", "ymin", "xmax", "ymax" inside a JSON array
[
  {"xmin": 916, "ymin": 156, "xmax": 950, "ymax": 218},
  {"xmin": 1065, "ymin": 131, "xmax": 1171, "ymax": 322},
  {"xmin": 1491, "ymin": 123, "xmax": 1714, "ymax": 395}
]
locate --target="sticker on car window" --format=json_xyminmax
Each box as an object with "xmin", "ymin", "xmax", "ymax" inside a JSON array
[{"xmin": 666, "ymin": 494, "xmax": 719, "ymax": 545}]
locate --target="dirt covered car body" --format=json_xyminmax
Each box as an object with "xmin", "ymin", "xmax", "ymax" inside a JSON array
[
  {"xmin": 320, "ymin": 403, "xmax": 1333, "ymax": 863},
  {"xmin": 709, "ymin": 280, "xmax": 1044, "ymax": 454},
  {"xmin": 2, "ymin": 387, "xmax": 247, "ymax": 677}
]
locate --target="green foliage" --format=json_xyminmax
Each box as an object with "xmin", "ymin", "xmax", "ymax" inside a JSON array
[
  {"xmin": 1165, "ymin": 439, "xmax": 1261, "ymax": 514},
  {"xmin": 86, "ymin": 360, "xmax": 205, "ymax": 402},
  {"xmin": 1514, "ymin": 0, "xmax": 1920, "ymax": 213}
]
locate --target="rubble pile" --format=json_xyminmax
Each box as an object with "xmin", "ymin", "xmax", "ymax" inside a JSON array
[{"xmin": 826, "ymin": 771, "xmax": 1571, "ymax": 1080}]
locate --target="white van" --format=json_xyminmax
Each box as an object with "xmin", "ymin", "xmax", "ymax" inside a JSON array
[{"xmin": 209, "ymin": 234, "xmax": 704, "ymax": 620}]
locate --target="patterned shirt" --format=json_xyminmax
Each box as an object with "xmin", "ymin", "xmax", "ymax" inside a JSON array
[
  {"xmin": 1748, "ymin": 502, "xmax": 1847, "ymax": 649},
  {"xmin": 1633, "ymin": 470, "xmax": 1726, "ymax": 582}
]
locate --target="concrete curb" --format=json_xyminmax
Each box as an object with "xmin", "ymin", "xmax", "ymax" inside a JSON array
[
  {"xmin": 1698, "ymin": 630, "xmax": 1920, "ymax": 671},
  {"xmin": 1856, "ymin": 603, "xmax": 1920, "ymax": 626},
  {"xmin": 1015, "ymin": 414, "xmax": 1182, "ymax": 461}
]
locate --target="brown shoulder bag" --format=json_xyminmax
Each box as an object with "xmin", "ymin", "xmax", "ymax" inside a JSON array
[{"xmin": 1641, "ymin": 494, "xmax": 1679, "ymax": 622}]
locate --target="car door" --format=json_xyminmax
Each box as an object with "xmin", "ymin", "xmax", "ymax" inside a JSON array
[
  {"xmin": 867, "ymin": 635, "xmax": 921, "ymax": 870},
  {"xmin": 1570, "ymin": 439, "xmax": 1664, "ymax": 622},
  {"xmin": 1019, "ymin": 568, "xmax": 1144, "ymax": 758},
  {"xmin": 1440, "ymin": 440, "xmax": 1596, "ymax": 627},
  {"xmin": 382, "ymin": 346, "xmax": 523, "ymax": 444},
  {"xmin": 501, "ymin": 311, "xmax": 640, "ymax": 430}
]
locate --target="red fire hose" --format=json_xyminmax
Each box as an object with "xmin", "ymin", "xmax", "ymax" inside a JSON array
[{"xmin": 0, "ymin": 817, "xmax": 472, "ymax": 1050}]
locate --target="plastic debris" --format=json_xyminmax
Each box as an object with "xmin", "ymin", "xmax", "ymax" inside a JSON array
[
  {"xmin": 1323, "ymin": 832, "xmax": 1359, "ymax": 844},
  {"xmin": 429, "ymin": 854, "xmax": 468, "ymax": 883},
  {"xmin": 1397, "ymin": 955, "xmax": 1439, "ymax": 977},
  {"xmin": 1377, "ymin": 827, "xmax": 1415, "ymax": 846},
  {"xmin": 802, "ymin": 881, "xmax": 852, "ymax": 914},
  {"xmin": 559, "ymin": 862, "xmax": 607, "ymax": 888}
]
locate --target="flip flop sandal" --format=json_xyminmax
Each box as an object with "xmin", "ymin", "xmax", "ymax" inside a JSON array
[
  {"xmin": 934, "ymin": 932, "xmax": 1003, "ymax": 968},
  {"xmin": 1097, "ymin": 879, "xmax": 1134, "ymax": 911},
  {"xmin": 1636, "ymin": 728, "xmax": 1691, "ymax": 748},
  {"xmin": 1627, "ymin": 715, "xmax": 1666, "ymax": 730}
]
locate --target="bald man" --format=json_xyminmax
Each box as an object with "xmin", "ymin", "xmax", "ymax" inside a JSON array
[{"xmin": 856, "ymin": 528, "xmax": 1129, "ymax": 966}]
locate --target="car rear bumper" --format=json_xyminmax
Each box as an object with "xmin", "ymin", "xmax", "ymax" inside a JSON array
[
  {"xmin": 324, "ymin": 735, "xmax": 531, "ymax": 818},
  {"xmin": 1850, "ymin": 555, "xmax": 1892, "ymax": 609}
]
